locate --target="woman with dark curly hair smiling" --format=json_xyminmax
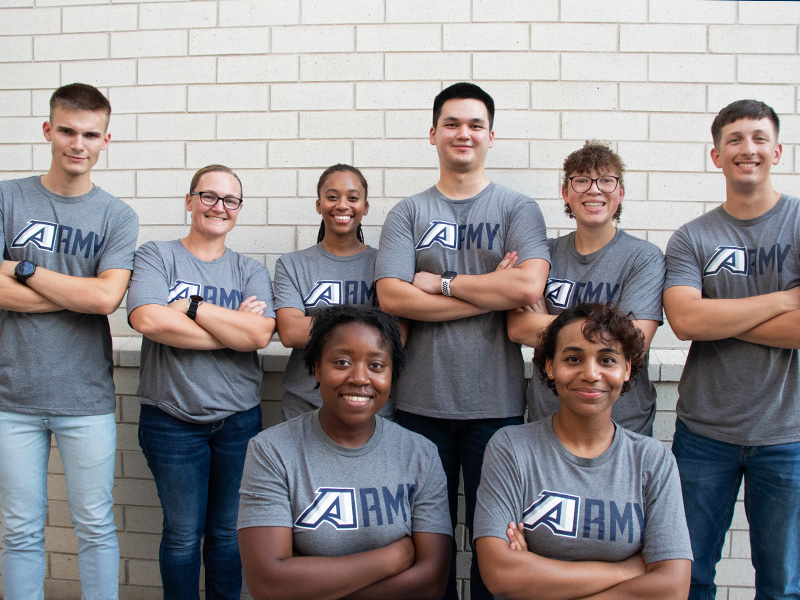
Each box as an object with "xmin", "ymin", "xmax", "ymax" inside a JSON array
[
  {"xmin": 237, "ymin": 305, "xmax": 451, "ymax": 600},
  {"xmin": 474, "ymin": 303, "xmax": 692, "ymax": 600}
]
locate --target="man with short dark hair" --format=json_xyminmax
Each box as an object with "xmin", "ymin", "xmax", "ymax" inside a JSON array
[
  {"xmin": 376, "ymin": 82, "xmax": 550, "ymax": 600},
  {"xmin": 664, "ymin": 99, "xmax": 800, "ymax": 599},
  {"xmin": 0, "ymin": 83, "xmax": 138, "ymax": 600}
]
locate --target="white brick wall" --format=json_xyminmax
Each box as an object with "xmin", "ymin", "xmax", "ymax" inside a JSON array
[{"xmin": 4, "ymin": 1, "xmax": 800, "ymax": 597}]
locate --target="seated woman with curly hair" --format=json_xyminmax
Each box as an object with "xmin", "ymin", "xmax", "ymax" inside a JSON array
[{"xmin": 475, "ymin": 303, "xmax": 692, "ymax": 600}]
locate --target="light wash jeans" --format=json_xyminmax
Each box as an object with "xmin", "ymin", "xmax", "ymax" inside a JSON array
[{"xmin": 0, "ymin": 410, "xmax": 119, "ymax": 600}]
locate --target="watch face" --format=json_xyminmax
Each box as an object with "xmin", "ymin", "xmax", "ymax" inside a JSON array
[
  {"xmin": 189, "ymin": 295, "xmax": 204, "ymax": 302},
  {"xmin": 18, "ymin": 261, "xmax": 36, "ymax": 277},
  {"xmin": 442, "ymin": 271, "xmax": 457, "ymax": 279}
]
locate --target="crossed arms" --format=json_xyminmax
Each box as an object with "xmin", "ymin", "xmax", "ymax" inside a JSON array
[
  {"xmin": 663, "ymin": 285, "xmax": 800, "ymax": 349},
  {"xmin": 239, "ymin": 526, "xmax": 450, "ymax": 600},
  {"xmin": 0, "ymin": 259, "xmax": 130, "ymax": 315},
  {"xmin": 377, "ymin": 252, "xmax": 550, "ymax": 322}
]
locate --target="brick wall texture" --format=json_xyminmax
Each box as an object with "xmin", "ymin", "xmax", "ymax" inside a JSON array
[{"xmin": 2, "ymin": 0, "xmax": 798, "ymax": 597}]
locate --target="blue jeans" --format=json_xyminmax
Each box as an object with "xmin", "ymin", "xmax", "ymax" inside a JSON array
[
  {"xmin": 0, "ymin": 410, "xmax": 119, "ymax": 600},
  {"xmin": 396, "ymin": 410, "xmax": 523, "ymax": 600},
  {"xmin": 138, "ymin": 404, "xmax": 262, "ymax": 600},
  {"xmin": 672, "ymin": 418, "xmax": 800, "ymax": 600}
]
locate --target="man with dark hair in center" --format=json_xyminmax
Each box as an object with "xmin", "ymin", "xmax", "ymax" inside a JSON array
[{"xmin": 376, "ymin": 82, "xmax": 550, "ymax": 599}]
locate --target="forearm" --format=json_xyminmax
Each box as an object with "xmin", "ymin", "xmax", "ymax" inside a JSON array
[
  {"xmin": 24, "ymin": 266, "xmax": 129, "ymax": 315},
  {"xmin": 507, "ymin": 309, "xmax": 556, "ymax": 346},
  {"xmin": 129, "ymin": 305, "xmax": 226, "ymax": 350},
  {"xmin": 243, "ymin": 543, "xmax": 412, "ymax": 600},
  {"xmin": 477, "ymin": 538, "xmax": 641, "ymax": 600},
  {"xmin": 448, "ymin": 262, "xmax": 547, "ymax": 311},
  {"xmin": 347, "ymin": 533, "xmax": 449, "ymax": 600},
  {"xmin": 194, "ymin": 302, "xmax": 275, "ymax": 351},
  {"xmin": 663, "ymin": 286, "xmax": 800, "ymax": 341},
  {"xmin": 0, "ymin": 272, "xmax": 63, "ymax": 312},
  {"xmin": 377, "ymin": 278, "xmax": 487, "ymax": 322},
  {"xmin": 577, "ymin": 560, "xmax": 691, "ymax": 600},
  {"xmin": 735, "ymin": 309, "xmax": 800, "ymax": 348},
  {"xmin": 276, "ymin": 309, "xmax": 313, "ymax": 349}
]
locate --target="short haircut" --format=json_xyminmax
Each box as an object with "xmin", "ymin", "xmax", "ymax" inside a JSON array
[
  {"xmin": 711, "ymin": 99, "xmax": 780, "ymax": 148},
  {"xmin": 533, "ymin": 303, "xmax": 645, "ymax": 396},
  {"xmin": 304, "ymin": 305, "xmax": 406, "ymax": 381},
  {"xmin": 189, "ymin": 164, "xmax": 243, "ymax": 198},
  {"xmin": 49, "ymin": 83, "xmax": 111, "ymax": 126},
  {"xmin": 562, "ymin": 140, "xmax": 626, "ymax": 221},
  {"xmin": 432, "ymin": 82, "xmax": 495, "ymax": 130},
  {"xmin": 316, "ymin": 164, "xmax": 368, "ymax": 244}
]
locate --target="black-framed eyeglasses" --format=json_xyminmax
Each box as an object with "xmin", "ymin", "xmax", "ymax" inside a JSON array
[
  {"xmin": 190, "ymin": 191, "xmax": 243, "ymax": 210},
  {"xmin": 568, "ymin": 176, "xmax": 620, "ymax": 194}
]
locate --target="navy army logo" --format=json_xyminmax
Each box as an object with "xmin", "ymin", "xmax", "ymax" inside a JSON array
[
  {"xmin": 544, "ymin": 279, "xmax": 575, "ymax": 309},
  {"xmin": 416, "ymin": 221, "xmax": 457, "ymax": 250},
  {"xmin": 304, "ymin": 280, "xmax": 342, "ymax": 307},
  {"xmin": 522, "ymin": 491, "xmax": 580, "ymax": 537},
  {"xmin": 12, "ymin": 220, "xmax": 57, "ymax": 251},
  {"xmin": 704, "ymin": 246, "xmax": 747, "ymax": 276},
  {"xmin": 168, "ymin": 280, "xmax": 201, "ymax": 303},
  {"xmin": 295, "ymin": 488, "xmax": 358, "ymax": 530}
]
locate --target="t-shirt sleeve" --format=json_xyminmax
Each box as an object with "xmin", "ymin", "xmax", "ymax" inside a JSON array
[
  {"xmin": 238, "ymin": 434, "xmax": 294, "ymax": 530},
  {"xmin": 640, "ymin": 445, "xmax": 693, "ymax": 564},
  {"xmin": 375, "ymin": 202, "xmax": 416, "ymax": 283},
  {"xmin": 273, "ymin": 254, "xmax": 305, "ymax": 312},
  {"xmin": 97, "ymin": 204, "xmax": 139, "ymax": 274},
  {"xmin": 126, "ymin": 242, "xmax": 170, "ymax": 315},
  {"xmin": 507, "ymin": 196, "xmax": 550, "ymax": 265},
  {"xmin": 618, "ymin": 244, "xmax": 665, "ymax": 323},
  {"xmin": 410, "ymin": 443, "xmax": 453, "ymax": 536},
  {"xmin": 473, "ymin": 430, "xmax": 524, "ymax": 541},
  {"xmin": 664, "ymin": 226, "xmax": 703, "ymax": 291},
  {"xmin": 243, "ymin": 257, "xmax": 276, "ymax": 319}
]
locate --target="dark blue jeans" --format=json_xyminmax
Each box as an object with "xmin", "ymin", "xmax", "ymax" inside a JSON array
[
  {"xmin": 673, "ymin": 418, "xmax": 800, "ymax": 600},
  {"xmin": 396, "ymin": 410, "xmax": 523, "ymax": 600},
  {"xmin": 138, "ymin": 404, "xmax": 262, "ymax": 600}
]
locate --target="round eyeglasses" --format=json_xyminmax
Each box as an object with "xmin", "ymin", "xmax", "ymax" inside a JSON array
[
  {"xmin": 568, "ymin": 176, "xmax": 620, "ymax": 194},
  {"xmin": 190, "ymin": 191, "xmax": 243, "ymax": 210}
]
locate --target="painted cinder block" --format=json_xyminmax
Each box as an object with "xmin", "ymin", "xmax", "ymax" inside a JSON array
[
  {"xmin": 302, "ymin": 0, "xmax": 383, "ymax": 24},
  {"xmin": 356, "ymin": 24, "xmax": 441, "ymax": 52},
  {"xmin": 63, "ymin": 4, "xmax": 138, "ymax": 32}
]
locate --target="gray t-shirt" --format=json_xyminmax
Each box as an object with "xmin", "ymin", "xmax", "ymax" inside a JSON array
[
  {"xmin": 665, "ymin": 195, "xmax": 800, "ymax": 445},
  {"xmin": 375, "ymin": 183, "xmax": 550, "ymax": 419},
  {"xmin": 474, "ymin": 418, "xmax": 692, "ymax": 584},
  {"xmin": 273, "ymin": 244, "xmax": 392, "ymax": 420},
  {"xmin": 127, "ymin": 239, "xmax": 275, "ymax": 424},
  {"xmin": 528, "ymin": 230, "xmax": 665, "ymax": 434},
  {"xmin": 0, "ymin": 176, "xmax": 138, "ymax": 416},
  {"xmin": 238, "ymin": 411, "xmax": 452, "ymax": 557}
]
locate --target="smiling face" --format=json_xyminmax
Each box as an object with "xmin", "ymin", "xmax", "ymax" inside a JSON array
[
  {"xmin": 43, "ymin": 106, "xmax": 110, "ymax": 183},
  {"xmin": 185, "ymin": 171, "xmax": 242, "ymax": 240},
  {"xmin": 711, "ymin": 117, "xmax": 781, "ymax": 192},
  {"xmin": 315, "ymin": 321, "xmax": 392, "ymax": 445},
  {"xmin": 429, "ymin": 98, "xmax": 494, "ymax": 174},
  {"xmin": 316, "ymin": 170, "xmax": 368, "ymax": 241},
  {"xmin": 563, "ymin": 168, "xmax": 624, "ymax": 231},
  {"xmin": 545, "ymin": 319, "xmax": 631, "ymax": 421}
]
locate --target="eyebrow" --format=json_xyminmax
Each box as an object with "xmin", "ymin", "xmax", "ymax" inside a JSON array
[
  {"xmin": 560, "ymin": 346, "xmax": 621, "ymax": 354},
  {"xmin": 441, "ymin": 116, "xmax": 487, "ymax": 124}
]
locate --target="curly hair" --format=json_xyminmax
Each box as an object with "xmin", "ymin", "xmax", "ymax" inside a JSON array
[
  {"xmin": 533, "ymin": 303, "xmax": 645, "ymax": 396},
  {"xmin": 304, "ymin": 305, "xmax": 406, "ymax": 381},
  {"xmin": 315, "ymin": 164, "xmax": 368, "ymax": 245},
  {"xmin": 562, "ymin": 141, "xmax": 625, "ymax": 222}
]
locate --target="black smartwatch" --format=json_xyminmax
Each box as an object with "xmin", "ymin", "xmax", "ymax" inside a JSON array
[
  {"xmin": 187, "ymin": 295, "xmax": 204, "ymax": 320},
  {"xmin": 441, "ymin": 270, "xmax": 457, "ymax": 297},
  {"xmin": 14, "ymin": 261, "xmax": 37, "ymax": 285}
]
